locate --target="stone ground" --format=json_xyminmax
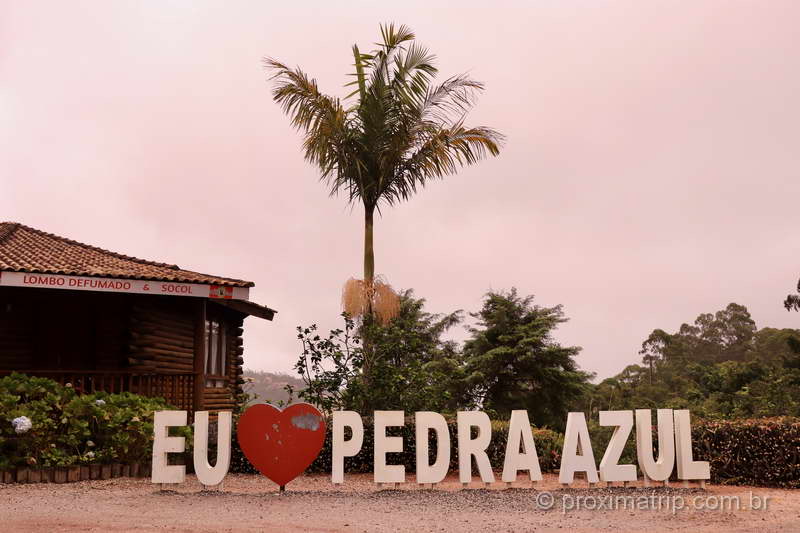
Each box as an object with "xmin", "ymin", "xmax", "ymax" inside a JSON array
[{"xmin": 0, "ymin": 473, "xmax": 796, "ymax": 532}]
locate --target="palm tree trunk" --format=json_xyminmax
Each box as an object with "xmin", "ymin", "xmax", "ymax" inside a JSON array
[
  {"xmin": 364, "ymin": 206, "xmax": 375, "ymax": 283},
  {"xmin": 361, "ymin": 205, "xmax": 375, "ymax": 412}
]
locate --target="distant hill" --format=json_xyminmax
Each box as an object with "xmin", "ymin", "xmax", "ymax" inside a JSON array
[{"xmin": 241, "ymin": 369, "xmax": 305, "ymax": 406}]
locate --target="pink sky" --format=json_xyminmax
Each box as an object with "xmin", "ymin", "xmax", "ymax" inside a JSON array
[{"xmin": 2, "ymin": 1, "xmax": 798, "ymax": 380}]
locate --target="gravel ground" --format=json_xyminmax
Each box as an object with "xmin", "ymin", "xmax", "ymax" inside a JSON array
[{"xmin": 1, "ymin": 473, "xmax": 797, "ymax": 532}]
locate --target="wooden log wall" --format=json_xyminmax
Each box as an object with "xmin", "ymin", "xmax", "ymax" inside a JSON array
[
  {"xmin": 0, "ymin": 289, "xmax": 35, "ymax": 370},
  {"xmin": 202, "ymin": 312, "xmax": 244, "ymax": 412},
  {"xmin": 93, "ymin": 295, "xmax": 129, "ymax": 370},
  {"xmin": 128, "ymin": 299, "xmax": 196, "ymax": 374},
  {"xmin": 1, "ymin": 287, "xmax": 249, "ymax": 415},
  {"xmin": 1, "ymin": 287, "xmax": 128, "ymax": 371},
  {"xmin": 233, "ymin": 320, "xmax": 245, "ymax": 401}
]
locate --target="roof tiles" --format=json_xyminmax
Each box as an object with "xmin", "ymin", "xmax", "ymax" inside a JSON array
[{"xmin": 0, "ymin": 222, "xmax": 254, "ymax": 288}]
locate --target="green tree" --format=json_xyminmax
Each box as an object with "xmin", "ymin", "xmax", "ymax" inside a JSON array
[
  {"xmin": 292, "ymin": 291, "xmax": 467, "ymax": 413},
  {"xmin": 461, "ymin": 289, "xmax": 591, "ymax": 429},
  {"xmin": 785, "ymin": 278, "xmax": 800, "ymax": 312},
  {"xmin": 352, "ymin": 291, "xmax": 466, "ymax": 412},
  {"xmin": 639, "ymin": 303, "xmax": 757, "ymax": 364},
  {"xmin": 265, "ymin": 24, "xmax": 502, "ymax": 325},
  {"xmin": 588, "ymin": 303, "xmax": 800, "ymax": 419},
  {"xmin": 293, "ymin": 315, "xmax": 363, "ymax": 413},
  {"xmin": 753, "ymin": 327, "xmax": 800, "ymax": 363}
]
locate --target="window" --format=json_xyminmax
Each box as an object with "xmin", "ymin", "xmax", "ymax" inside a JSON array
[{"xmin": 204, "ymin": 317, "xmax": 228, "ymax": 388}]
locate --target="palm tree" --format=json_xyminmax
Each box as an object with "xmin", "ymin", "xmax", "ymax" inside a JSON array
[{"xmin": 265, "ymin": 23, "xmax": 503, "ymax": 323}]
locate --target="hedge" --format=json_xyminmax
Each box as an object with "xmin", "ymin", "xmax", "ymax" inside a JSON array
[
  {"xmin": 584, "ymin": 416, "xmax": 800, "ymax": 488},
  {"xmin": 232, "ymin": 413, "xmax": 800, "ymax": 488},
  {"xmin": 0, "ymin": 372, "xmax": 185, "ymax": 470},
  {"xmin": 692, "ymin": 417, "xmax": 800, "ymax": 488}
]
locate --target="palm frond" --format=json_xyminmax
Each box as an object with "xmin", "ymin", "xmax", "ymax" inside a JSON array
[
  {"xmin": 419, "ymin": 75, "xmax": 485, "ymax": 124},
  {"xmin": 266, "ymin": 25, "xmax": 503, "ymax": 210},
  {"xmin": 264, "ymin": 58, "xmax": 367, "ymax": 198},
  {"xmin": 385, "ymin": 125, "xmax": 503, "ymax": 204}
]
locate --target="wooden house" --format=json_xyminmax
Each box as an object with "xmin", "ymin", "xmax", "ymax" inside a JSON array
[{"xmin": 0, "ymin": 222, "xmax": 275, "ymax": 413}]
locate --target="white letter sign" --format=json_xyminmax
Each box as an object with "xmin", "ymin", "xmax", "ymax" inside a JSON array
[
  {"xmin": 374, "ymin": 411, "xmax": 405, "ymax": 484},
  {"xmin": 150, "ymin": 406, "xmax": 711, "ymax": 491},
  {"xmin": 559, "ymin": 412, "xmax": 599, "ymax": 484},
  {"xmin": 151, "ymin": 410, "xmax": 187, "ymax": 484},
  {"xmin": 193, "ymin": 411, "xmax": 232, "ymax": 486},
  {"xmin": 501, "ymin": 410, "xmax": 542, "ymax": 483},
  {"xmin": 331, "ymin": 411, "xmax": 364, "ymax": 484},
  {"xmin": 415, "ymin": 412, "xmax": 451, "ymax": 485},
  {"xmin": 457, "ymin": 411, "xmax": 495, "ymax": 484},
  {"xmin": 635, "ymin": 409, "xmax": 675, "ymax": 482},
  {"xmin": 673, "ymin": 410, "xmax": 710, "ymax": 481},
  {"xmin": 598, "ymin": 410, "xmax": 636, "ymax": 482}
]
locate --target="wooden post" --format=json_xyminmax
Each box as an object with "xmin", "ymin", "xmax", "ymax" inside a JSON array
[{"xmin": 193, "ymin": 300, "xmax": 206, "ymax": 414}]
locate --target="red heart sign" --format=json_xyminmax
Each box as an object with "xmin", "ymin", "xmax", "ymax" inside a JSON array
[{"xmin": 236, "ymin": 403, "xmax": 326, "ymax": 487}]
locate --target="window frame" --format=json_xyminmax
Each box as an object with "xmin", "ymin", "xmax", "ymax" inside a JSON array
[{"xmin": 203, "ymin": 313, "xmax": 229, "ymax": 387}]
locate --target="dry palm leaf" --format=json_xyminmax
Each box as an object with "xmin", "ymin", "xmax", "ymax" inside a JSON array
[{"xmin": 341, "ymin": 276, "xmax": 400, "ymax": 324}]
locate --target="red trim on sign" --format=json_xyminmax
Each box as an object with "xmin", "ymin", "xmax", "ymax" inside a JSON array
[{"xmin": 209, "ymin": 285, "xmax": 233, "ymax": 299}]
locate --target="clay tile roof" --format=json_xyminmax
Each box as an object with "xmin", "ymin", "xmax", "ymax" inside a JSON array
[{"xmin": 0, "ymin": 222, "xmax": 254, "ymax": 288}]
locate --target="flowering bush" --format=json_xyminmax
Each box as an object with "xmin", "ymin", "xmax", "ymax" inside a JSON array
[
  {"xmin": 11, "ymin": 416, "xmax": 32, "ymax": 434},
  {"xmin": 0, "ymin": 373, "xmax": 181, "ymax": 469}
]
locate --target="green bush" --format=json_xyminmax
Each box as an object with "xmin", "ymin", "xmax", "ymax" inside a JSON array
[{"xmin": 0, "ymin": 373, "xmax": 180, "ymax": 469}]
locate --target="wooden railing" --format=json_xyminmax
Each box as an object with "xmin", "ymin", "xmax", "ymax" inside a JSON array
[{"xmin": 0, "ymin": 370, "xmax": 195, "ymax": 411}]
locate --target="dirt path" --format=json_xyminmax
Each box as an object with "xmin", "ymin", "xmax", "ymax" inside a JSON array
[{"xmin": 1, "ymin": 473, "xmax": 796, "ymax": 532}]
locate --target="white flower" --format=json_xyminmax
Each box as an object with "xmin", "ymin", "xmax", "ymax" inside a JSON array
[
  {"xmin": 86, "ymin": 440, "xmax": 95, "ymax": 447},
  {"xmin": 86, "ymin": 451, "xmax": 95, "ymax": 459},
  {"xmin": 12, "ymin": 416, "xmax": 32, "ymax": 434},
  {"xmin": 131, "ymin": 416, "xmax": 140, "ymax": 423},
  {"xmin": 94, "ymin": 399, "xmax": 106, "ymax": 406},
  {"xmin": 65, "ymin": 382, "xmax": 73, "ymax": 388}
]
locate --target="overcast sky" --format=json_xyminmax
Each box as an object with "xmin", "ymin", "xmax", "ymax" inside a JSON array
[{"xmin": 2, "ymin": 1, "xmax": 798, "ymax": 381}]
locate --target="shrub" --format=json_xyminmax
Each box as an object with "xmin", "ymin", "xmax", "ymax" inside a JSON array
[
  {"xmin": 693, "ymin": 417, "xmax": 800, "ymax": 488},
  {"xmin": 0, "ymin": 373, "xmax": 180, "ymax": 469},
  {"xmin": 0, "ymin": 373, "xmax": 78, "ymax": 468}
]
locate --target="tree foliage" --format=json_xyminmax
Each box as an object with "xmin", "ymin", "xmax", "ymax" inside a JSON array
[
  {"xmin": 461, "ymin": 289, "xmax": 591, "ymax": 429},
  {"xmin": 786, "ymin": 278, "xmax": 800, "ymax": 312},
  {"xmin": 589, "ymin": 303, "xmax": 800, "ymax": 419},
  {"xmin": 291, "ymin": 291, "xmax": 467, "ymax": 413},
  {"xmin": 290, "ymin": 288, "xmax": 588, "ymax": 425}
]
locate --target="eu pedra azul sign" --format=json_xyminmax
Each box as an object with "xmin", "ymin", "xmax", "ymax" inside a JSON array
[{"xmin": 151, "ymin": 405, "xmax": 710, "ymax": 489}]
